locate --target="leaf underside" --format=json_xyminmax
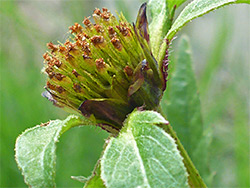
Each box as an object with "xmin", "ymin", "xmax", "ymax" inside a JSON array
[
  {"xmin": 148, "ymin": 0, "xmax": 170, "ymax": 58},
  {"xmin": 157, "ymin": 0, "xmax": 249, "ymax": 64}
]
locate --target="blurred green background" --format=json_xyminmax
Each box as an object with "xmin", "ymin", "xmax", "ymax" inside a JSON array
[{"xmin": 0, "ymin": 0, "xmax": 249, "ymax": 187}]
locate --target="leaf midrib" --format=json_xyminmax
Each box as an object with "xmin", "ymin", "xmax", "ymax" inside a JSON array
[{"xmin": 128, "ymin": 128, "xmax": 151, "ymax": 188}]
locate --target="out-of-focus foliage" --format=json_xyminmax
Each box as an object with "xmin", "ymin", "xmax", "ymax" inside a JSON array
[
  {"xmin": 169, "ymin": 4, "xmax": 249, "ymax": 187},
  {"xmin": 166, "ymin": 0, "xmax": 250, "ymax": 40},
  {"xmin": 0, "ymin": 0, "xmax": 249, "ymax": 187}
]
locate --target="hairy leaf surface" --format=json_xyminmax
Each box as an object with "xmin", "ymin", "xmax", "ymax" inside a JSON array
[
  {"xmin": 101, "ymin": 110, "xmax": 188, "ymax": 188},
  {"xmin": 148, "ymin": 0, "xmax": 173, "ymax": 58},
  {"xmin": 15, "ymin": 115, "xmax": 92, "ymax": 187},
  {"xmin": 84, "ymin": 162, "xmax": 106, "ymax": 188},
  {"xmin": 168, "ymin": 0, "xmax": 188, "ymax": 10},
  {"xmin": 167, "ymin": 0, "xmax": 250, "ymax": 40}
]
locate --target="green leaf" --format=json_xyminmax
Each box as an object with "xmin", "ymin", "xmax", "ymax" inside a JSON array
[
  {"xmin": 148, "ymin": 0, "xmax": 175, "ymax": 59},
  {"xmin": 167, "ymin": 0, "xmax": 188, "ymax": 10},
  {"xmin": 166, "ymin": 0, "xmax": 249, "ymax": 40},
  {"xmin": 101, "ymin": 110, "xmax": 188, "ymax": 188},
  {"xmin": 161, "ymin": 35, "xmax": 203, "ymax": 159},
  {"xmin": 84, "ymin": 162, "xmax": 106, "ymax": 188},
  {"xmin": 233, "ymin": 99, "xmax": 250, "ymax": 187},
  {"xmin": 236, "ymin": 0, "xmax": 250, "ymax": 3},
  {"xmin": 161, "ymin": 36, "xmax": 211, "ymax": 184},
  {"xmin": 15, "ymin": 115, "xmax": 93, "ymax": 187}
]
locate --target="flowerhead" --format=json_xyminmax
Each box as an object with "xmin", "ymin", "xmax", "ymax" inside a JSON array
[{"xmin": 42, "ymin": 3, "xmax": 167, "ymax": 132}]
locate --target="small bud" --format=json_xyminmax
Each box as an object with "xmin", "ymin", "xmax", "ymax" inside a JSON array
[
  {"xmin": 111, "ymin": 37, "xmax": 122, "ymax": 51},
  {"xmin": 95, "ymin": 58, "xmax": 106, "ymax": 72},
  {"xmin": 47, "ymin": 42, "xmax": 58, "ymax": 53},
  {"xmin": 108, "ymin": 26, "xmax": 116, "ymax": 38},
  {"xmin": 93, "ymin": 8, "xmax": 101, "ymax": 16},
  {"xmin": 48, "ymin": 72, "xmax": 55, "ymax": 79},
  {"xmin": 124, "ymin": 66, "xmax": 133, "ymax": 76},
  {"xmin": 101, "ymin": 8, "xmax": 111, "ymax": 20},
  {"xmin": 54, "ymin": 60, "xmax": 62, "ymax": 68},
  {"xmin": 56, "ymin": 85, "xmax": 65, "ymax": 93},
  {"xmin": 54, "ymin": 73, "xmax": 65, "ymax": 81},
  {"xmin": 46, "ymin": 81, "xmax": 56, "ymax": 90},
  {"xmin": 82, "ymin": 32, "xmax": 90, "ymax": 39},
  {"xmin": 83, "ymin": 17, "xmax": 91, "ymax": 27},
  {"xmin": 116, "ymin": 23, "xmax": 130, "ymax": 36},
  {"xmin": 102, "ymin": 8, "xmax": 108, "ymax": 12},
  {"xmin": 90, "ymin": 36, "xmax": 104, "ymax": 46},
  {"xmin": 72, "ymin": 69, "xmax": 79, "ymax": 77},
  {"xmin": 69, "ymin": 23, "xmax": 83, "ymax": 34},
  {"xmin": 43, "ymin": 53, "xmax": 51, "ymax": 61},
  {"xmin": 59, "ymin": 46, "xmax": 66, "ymax": 53},
  {"xmin": 94, "ymin": 24, "xmax": 103, "ymax": 33},
  {"xmin": 45, "ymin": 67, "xmax": 53, "ymax": 74},
  {"xmin": 73, "ymin": 83, "xmax": 82, "ymax": 93}
]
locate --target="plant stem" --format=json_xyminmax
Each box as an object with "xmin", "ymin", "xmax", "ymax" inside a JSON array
[{"xmin": 158, "ymin": 108, "xmax": 207, "ymax": 188}]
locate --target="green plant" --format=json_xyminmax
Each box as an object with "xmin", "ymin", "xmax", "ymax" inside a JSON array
[{"xmin": 14, "ymin": 0, "xmax": 249, "ymax": 187}]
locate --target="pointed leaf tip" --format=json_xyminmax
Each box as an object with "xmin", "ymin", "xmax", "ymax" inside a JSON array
[{"xmin": 136, "ymin": 2, "xmax": 150, "ymax": 43}]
